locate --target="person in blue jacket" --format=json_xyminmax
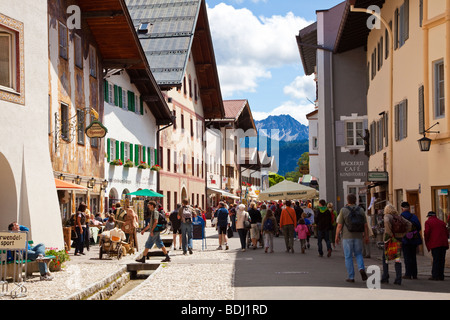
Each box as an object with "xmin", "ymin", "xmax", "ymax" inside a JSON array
[
  {"xmin": 400, "ymin": 202, "xmax": 423, "ymax": 280},
  {"xmin": 8, "ymin": 222, "xmax": 53, "ymax": 281}
]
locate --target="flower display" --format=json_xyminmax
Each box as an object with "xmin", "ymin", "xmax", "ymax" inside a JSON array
[
  {"xmin": 45, "ymin": 248, "xmax": 70, "ymax": 272},
  {"xmin": 124, "ymin": 159, "xmax": 134, "ymax": 168},
  {"xmin": 151, "ymin": 164, "xmax": 161, "ymax": 171},
  {"xmin": 110, "ymin": 159, "xmax": 123, "ymax": 166},
  {"xmin": 138, "ymin": 161, "xmax": 149, "ymax": 169}
]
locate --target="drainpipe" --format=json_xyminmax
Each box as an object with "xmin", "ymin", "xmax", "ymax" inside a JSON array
[{"xmin": 156, "ymin": 117, "xmax": 175, "ymax": 196}]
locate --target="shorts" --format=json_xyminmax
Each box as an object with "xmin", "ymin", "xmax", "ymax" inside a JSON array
[
  {"xmin": 144, "ymin": 231, "xmax": 164, "ymax": 250},
  {"xmin": 172, "ymin": 226, "xmax": 181, "ymax": 234},
  {"xmin": 218, "ymin": 226, "xmax": 228, "ymax": 235}
]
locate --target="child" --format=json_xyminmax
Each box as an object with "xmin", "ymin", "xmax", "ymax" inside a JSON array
[
  {"xmin": 302, "ymin": 212, "xmax": 312, "ymax": 249},
  {"xmin": 262, "ymin": 209, "xmax": 278, "ymax": 253},
  {"xmin": 295, "ymin": 217, "xmax": 309, "ymax": 253}
]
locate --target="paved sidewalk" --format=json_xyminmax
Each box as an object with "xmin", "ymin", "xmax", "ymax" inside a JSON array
[{"xmin": 1, "ymin": 223, "xmax": 449, "ymax": 300}]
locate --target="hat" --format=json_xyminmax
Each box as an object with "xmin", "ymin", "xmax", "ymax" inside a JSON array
[
  {"xmin": 400, "ymin": 202, "xmax": 410, "ymax": 208},
  {"xmin": 427, "ymin": 211, "xmax": 436, "ymax": 217}
]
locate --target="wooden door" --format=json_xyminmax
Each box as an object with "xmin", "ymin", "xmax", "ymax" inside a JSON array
[{"xmin": 406, "ymin": 191, "xmax": 423, "ymax": 255}]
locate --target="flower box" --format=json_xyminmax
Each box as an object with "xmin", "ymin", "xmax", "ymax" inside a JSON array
[
  {"xmin": 45, "ymin": 248, "xmax": 70, "ymax": 272},
  {"xmin": 151, "ymin": 164, "xmax": 161, "ymax": 172},
  {"xmin": 138, "ymin": 161, "xmax": 149, "ymax": 169},
  {"xmin": 110, "ymin": 159, "xmax": 123, "ymax": 166},
  {"xmin": 124, "ymin": 159, "xmax": 134, "ymax": 168}
]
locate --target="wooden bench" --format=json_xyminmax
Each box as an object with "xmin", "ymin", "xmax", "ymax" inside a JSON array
[{"xmin": 1, "ymin": 255, "xmax": 56, "ymax": 281}]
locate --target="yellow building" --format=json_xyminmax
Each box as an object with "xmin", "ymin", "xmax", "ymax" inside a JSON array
[{"xmin": 360, "ymin": 0, "xmax": 450, "ymax": 248}]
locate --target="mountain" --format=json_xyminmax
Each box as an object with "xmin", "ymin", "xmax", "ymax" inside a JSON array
[
  {"xmin": 255, "ymin": 114, "xmax": 309, "ymax": 142},
  {"xmin": 254, "ymin": 115, "xmax": 309, "ymax": 176}
]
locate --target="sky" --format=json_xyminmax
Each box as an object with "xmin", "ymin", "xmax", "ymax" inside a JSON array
[{"xmin": 205, "ymin": 0, "xmax": 343, "ymax": 125}]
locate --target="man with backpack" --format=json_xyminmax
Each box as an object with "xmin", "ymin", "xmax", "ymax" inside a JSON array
[
  {"xmin": 136, "ymin": 201, "xmax": 171, "ymax": 263},
  {"xmin": 215, "ymin": 202, "xmax": 230, "ymax": 250},
  {"xmin": 335, "ymin": 194, "xmax": 369, "ymax": 283},
  {"xmin": 400, "ymin": 202, "xmax": 422, "ymax": 280},
  {"xmin": 178, "ymin": 199, "xmax": 194, "ymax": 255}
]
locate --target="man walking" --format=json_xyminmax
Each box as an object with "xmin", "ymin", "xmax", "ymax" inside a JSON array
[
  {"xmin": 424, "ymin": 211, "xmax": 449, "ymax": 281},
  {"xmin": 279, "ymin": 200, "xmax": 297, "ymax": 253},
  {"xmin": 400, "ymin": 202, "xmax": 422, "ymax": 279},
  {"xmin": 215, "ymin": 202, "xmax": 230, "ymax": 250},
  {"xmin": 136, "ymin": 201, "xmax": 171, "ymax": 263},
  {"xmin": 335, "ymin": 194, "xmax": 369, "ymax": 282},
  {"xmin": 178, "ymin": 199, "xmax": 194, "ymax": 255},
  {"xmin": 315, "ymin": 199, "xmax": 332, "ymax": 257}
]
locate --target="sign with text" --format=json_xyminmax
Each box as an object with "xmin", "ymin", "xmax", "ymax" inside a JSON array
[{"xmin": 0, "ymin": 232, "xmax": 28, "ymax": 250}]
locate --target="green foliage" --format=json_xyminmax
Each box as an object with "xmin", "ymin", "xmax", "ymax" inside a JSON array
[{"xmin": 268, "ymin": 172, "xmax": 285, "ymax": 187}]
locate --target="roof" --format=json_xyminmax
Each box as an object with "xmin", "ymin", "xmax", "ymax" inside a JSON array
[
  {"xmin": 226, "ymin": 100, "xmax": 256, "ymax": 132},
  {"xmin": 76, "ymin": 0, "xmax": 173, "ymax": 125},
  {"xmin": 297, "ymin": 0, "xmax": 386, "ymax": 74},
  {"xmin": 125, "ymin": 0, "xmax": 225, "ymax": 119},
  {"xmin": 296, "ymin": 22, "xmax": 317, "ymax": 76}
]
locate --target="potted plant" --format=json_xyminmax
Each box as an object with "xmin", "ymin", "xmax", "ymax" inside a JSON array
[
  {"xmin": 138, "ymin": 161, "xmax": 149, "ymax": 169},
  {"xmin": 45, "ymin": 248, "xmax": 70, "ymax": 272},
  {"xmin": 110, "ymin": 158, "xmax": 123, "ymax": 166},
  {"xmin": 124, "ymin": 159, "xmax": 134, "ymax": 168},
  {"xmin": 151, "ymin": 164, "xmax": 161, "ymax": 172}
]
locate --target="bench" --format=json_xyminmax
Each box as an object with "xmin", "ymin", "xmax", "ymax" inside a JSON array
[{"xmin": 1, "ymin": 255, "xmax": 56, "ymax": 281}]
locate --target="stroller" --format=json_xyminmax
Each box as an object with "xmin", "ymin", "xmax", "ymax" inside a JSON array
[{"xmin": 98, "ymin": 228, "xmax": 126, "ymax": 260}]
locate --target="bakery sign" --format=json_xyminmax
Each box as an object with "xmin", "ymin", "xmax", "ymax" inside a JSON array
[{"xmin": 85, "ymin": 120, "xmax": 108, "ymax": 138}]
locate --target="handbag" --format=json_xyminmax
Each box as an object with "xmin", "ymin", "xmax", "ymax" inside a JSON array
[
  {"xmin": 384, "ymin": 237, "xmax": 401, "ymax": 262},
  {"xmin": 227, "ymin": 226, "xmax": 234, "ymax": 238}
]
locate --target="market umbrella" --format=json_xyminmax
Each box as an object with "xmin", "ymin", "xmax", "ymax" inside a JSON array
[
  {"xmin": 259, "ymin": 179, "xmax": 317, "ymax": 201},
  {"xmin": 127, "ymin": 189, "xmax": 164, "ymax": 197}
]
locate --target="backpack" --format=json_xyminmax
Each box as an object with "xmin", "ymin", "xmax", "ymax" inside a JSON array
[
  {"xmin": 154, "ymin": 211, "xmax": 167, "ymax": 232},
  {"xmin": 263, "ymin": 218, "xmax": 274, "ymax": 231},
  {"xmin": 344, "ymin": 206, "xmax": 365, "ymax": 232},
  {"xmin": 391, "ymin": 215, "xmax": 408, "ymax": 234},
  {"xmin": 182, "ymin": 206, "xmax": 192, "ymax": 220}
]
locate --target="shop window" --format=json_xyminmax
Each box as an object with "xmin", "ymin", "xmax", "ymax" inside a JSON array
[{"xmin": 433, "ymin": 187, "xmax": 450, "ymax": 239}]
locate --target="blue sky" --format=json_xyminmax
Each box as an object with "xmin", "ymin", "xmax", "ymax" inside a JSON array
[{"xmin": 206, "ymin": 0, "xmax": 342, "ymax": 125}]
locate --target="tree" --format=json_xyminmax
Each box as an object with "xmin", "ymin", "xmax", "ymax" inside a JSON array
[
  {"xmin": 285, "ymin": 152, "xmax": 309, "ymax": 182},
  {"xmin": 268, "ymin": 172, "xmax": 285, "ymax": 187}
]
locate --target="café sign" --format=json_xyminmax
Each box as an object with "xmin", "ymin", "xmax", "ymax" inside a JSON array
[
  {"xmin": 85, "ymin": 120, "xmax": 108, "ymax": 138},
  {"xmin": 0, "ymin": 232, "xmax": 27, "ymax": 250}
]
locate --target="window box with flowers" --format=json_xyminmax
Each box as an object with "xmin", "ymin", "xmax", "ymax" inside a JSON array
[
  {"xmin": 110, "ymin": 159, "xmax": 123, "ymax": 166},
  {"xmin": 124, "ymin": 159, "xmax": 134, "ymax": 168},
  {"xmin": 45, "ymin": 248, "xmax": 70, "ymax": 272},
  {"xmin": 138, "ymin": 161, "xmax": 149, "ymax": 169},
  {"xmin": 151, "ymin": 164, "xmax": 161, "ymax": 172}
]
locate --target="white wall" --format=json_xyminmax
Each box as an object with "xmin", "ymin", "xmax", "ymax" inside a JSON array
[{"xmin": 0, "ymin": 2, "xmax": 64, "ymax": 249}]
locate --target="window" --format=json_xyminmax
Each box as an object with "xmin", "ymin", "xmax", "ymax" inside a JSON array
[
  {"xmin": 0, "ymin": 13, "xmax": 24, "ymax": 104},
  {"xmin": 0, "ymin": 29, "xmax": 15, "ymax": 89},
  {"xmin": 395, "ymin": 0, "xmax": 409, "ymax": 49},
  {"xmin": 434, "ymin": 60, "xmax": 445, "ymax": 119},
  {"xmin": 61, "ymin": 103, "xmax": 70, "ymax": 141},
  {"xmin": 107, "ymin": 138, "xmax": 118, "ymax": 162},
  {"xmin": 77, "ymin": 109, "xmax": 85, "ymax": 145},
  {"xmin": 346, "ymin": 121, "xmax": 364, "ymax": 147},
  {"xmin": 89, "ymin": 45, "xmax": 97, "ymax": 78},
  {"xmin": 90, "ymin": 115, "xmax": 98, "ymax": 148},
  {"xmin": 108, "ymin": 82, "xmax": 114, "ymax": 105},
  {"xmin": 432, "ymin": 187, "xmax": 450, "ymax": 239},
  {"xmin": 74, "ymin": 34, "xmax": 82, "ymax": 68},
  {"xmin": 418, "ymin": 85, "xmax": 425, "ymax": 134},
  {"xmin": 122, "ymin": 88, "xmax": 128, "ymax": 110},
  {"xmin": 395, "ymin": 99, "xmax": 408, "ymax": 141},
  {"xmin": 167, "ymin": 148, "xmax": 171, "ymax": 172},
  {"xmin": 174, "ymin": 151, "xmax": 177, "ymax": 173},
  {"xmin": 59, "ymin": 22, "xmax": 68, "ymax": 60}
]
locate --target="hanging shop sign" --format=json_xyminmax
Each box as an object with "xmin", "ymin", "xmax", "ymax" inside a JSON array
[{"xmin": 85, "ymin": 120, "xmax": 108, "ymax": 138}]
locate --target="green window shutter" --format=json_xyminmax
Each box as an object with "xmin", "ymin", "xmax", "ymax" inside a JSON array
[
  {"xmin": 140, "ymin": 98, "xmax": 144, "ymax": 115},
  {"xmin": 114, "ymin": 85, "xmax": 118, "ymax": 106},
  {"xmin": 135, "ymin": 144, "xmax": 139, "ymax": 166},
  {"xmin": 118, "ymin": 87, "xmax": 123, "ymax": 108},
  {"xmin": 115, "ymin": 140, "xmax": 120, "ymax": 160},
  {"xmin": 104, "ymin": 80, "xmax": 109, "ymax": 102},
  {"xmin": 155, "ymin": 148, "xmax": 158, "ymax": 166},
  {"xmin": 120, "ymin": 141, "xmax": 125, "ymax": 162},
  {"xmin": 142, "ymin": 145, "xmax": 146, "ymax": 164},
  {"xmin": 130, "ymin": 143, "xmax": 133, "ymax": 162},
  {"xmin": 128, "ymin": 91, "xmax": 135, "ymax": 112},
  {"xmin": 107, "ymin": 138, "xmax": 111, "ymax": 162}
]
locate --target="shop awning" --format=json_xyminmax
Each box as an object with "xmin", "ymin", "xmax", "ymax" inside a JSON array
[
  {"xmin": 55, "ymin": 179, "xmax": 88, "ymax": 191},
  {"xmin": 207, "ymin": 187, "xmax": 240, "ymax": 199},
  {"xmin": 127, "ymin": 189, "xmax": 164, "ymax": 197}
]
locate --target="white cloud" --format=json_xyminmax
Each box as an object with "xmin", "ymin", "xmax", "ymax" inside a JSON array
[
  {"xmin": 252, "ymin": 75, "xmax": 316, "ymax": 125},
  {"xmin": 207, "ymin": 3, "xmax": 312, "ymax": 97}
]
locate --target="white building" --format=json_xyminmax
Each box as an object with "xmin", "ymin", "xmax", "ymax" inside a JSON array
[{"xmin": 0, "ymin": 1, "xmax": 64, "ymax": 248}]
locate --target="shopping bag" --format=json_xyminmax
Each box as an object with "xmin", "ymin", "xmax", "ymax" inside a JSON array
[{"xmin": 384, "ymin": 237, "xmax": 401, "ymax": 262}]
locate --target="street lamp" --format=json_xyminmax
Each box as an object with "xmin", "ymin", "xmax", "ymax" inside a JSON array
[
  {"xmin": 418, "ymin": 122, "xmax": 440, "ymax": 152},
  {"xmin": 88, "ymin": 177, "xmax": 96, "ymax": 189},
  {"xmin": 75, "ymin": 176, "xmax": 82, "ymax": 185},
  {"xmin": 101, "ymin": 179, "xmax": 109, "ymax": 190}
]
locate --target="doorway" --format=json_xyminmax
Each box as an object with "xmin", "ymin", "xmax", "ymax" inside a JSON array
[
  {"xmin": 406, "ymin": 191, "xmax": 423, "ymax": 255},
  {"xmin": 0, "ymin": 152, "xmax": 17, "ymax": 228}
]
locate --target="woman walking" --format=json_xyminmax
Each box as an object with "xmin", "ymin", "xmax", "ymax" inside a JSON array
[{"xmin": 235, "ymin": 204, "xmax": 250, "ymax": 252}]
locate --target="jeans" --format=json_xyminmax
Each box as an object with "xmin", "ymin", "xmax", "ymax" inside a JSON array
[
  {"xmin": 144, "ymin": 231, "xmax": 164, "ymax": 249},
  {"xmin": 342, "ymin": 238, "xmax": 365, "ymax": 280},
  {"xmin": 237, "ymin": 229, "xmax": 248, "ymax": 249},
  {"xmin": 181, "ymin": 222, "xmax": 193, "ymax": 253},
  {"xmin": 75, "ymin": 226, "xmax": 86, "ymax": 255},
  {"xmin": 317, "ymin": 230, "xmax": 332, "ymax": 256},
  {"xmin": 27, "ymin": 243, "xmax": 48, "ymax": 275}
]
